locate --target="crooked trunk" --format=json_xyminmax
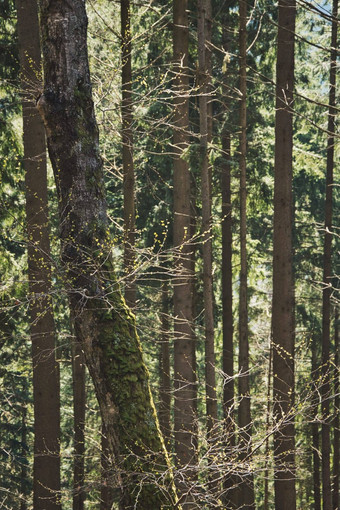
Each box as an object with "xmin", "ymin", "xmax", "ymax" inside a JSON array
[{"xmin": 38, "ymin": 1, "xmax": 178, "ymax": 508}]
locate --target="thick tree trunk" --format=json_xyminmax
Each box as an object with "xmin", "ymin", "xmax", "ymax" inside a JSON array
[
  {"xmin": 172, "ymin": 0, "xmax": 197, "ymax": 495},
  {"xmin": 159, "ymin": 281, "xmax": 171, "ymax": 451},
  {"xmin": 197, "ymin": 0, "xmax": 218, "ymax": 439},
  {"xmin": 121, "ymin": 0, "xmax": 136, "ymax": 309},
  {"xmin": 38, "ymin": 2, "xmax": 178, "ymax": 508},
  {"xmin": 237, "ymin": 1, "xmax": 255, "ymax": 507},
  {"xmin": 16, "ymin": 1, "xmax": 61, "ymax": 508},
  {"xmin": 321, "ymin": 0, "xmax": 338, "ymax": 508},
  {"xmin": 272, "ymin": 1, "xmax": 296, "ymax": 509},
  {"xmin": 72, "ymin": 339, "xmax": 86, "ymax": 510}
]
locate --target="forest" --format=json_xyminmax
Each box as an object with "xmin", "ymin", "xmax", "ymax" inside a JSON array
[{"xmin": 0, "ymin": 0, "xmax": 339, "ymax": 508}]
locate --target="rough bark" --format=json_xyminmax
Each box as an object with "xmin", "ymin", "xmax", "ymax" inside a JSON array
[
  {"xmin": 172, "ymin": 0, "xmax": 197, "ymax": 491},
  {"xmin": 272, "ymin": 1, "xmax": 296, "ymax": 508},
  {"xmin": 198, "ymin": 0, "xmax": 218, "ymax": 439},
  {"xmin": 333, "ymin": 309, "xmax": 339, "ymax": 510},
  {"xmin": 121, "ymin": 0, "xmax": 136, "ymax": 309},
  {"xmin": 16, "ymin": 1, "xmax": 61, "ymax": 508},
  {"xmin": 321, "ymin": 0, "xmax": 338, "ymax": 507},
  {"xmin": 159, "ymin": 281, "xmax": 171, "ymax": 451},
  {"xmin": 38, "ymin": 1, "xmax": 178, "ymax": 508},
  {"xmin": 72, "ymin": 339, "xmax": 86, "ymax": 510},
  {"xmin": 237, "ymin": 1, "xmax": 255, "ymax": 507}
]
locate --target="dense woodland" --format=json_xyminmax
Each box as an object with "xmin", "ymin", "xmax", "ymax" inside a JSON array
[{"xmin": 0, "ymin": 0, "xmax": 339, "ymax": 508}]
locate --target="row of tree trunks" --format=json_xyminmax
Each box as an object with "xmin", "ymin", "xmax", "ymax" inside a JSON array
[
  {"xmin": 172, "ymin": 0, "xmax": 197, "ymax": 503},
  {"xmin": 272, "ymin": 1, "xmax": 297, "ymax": 509},
  {"xmin": 16, "ymin": 1, "xmax": 61, "ymax": 508},
  {"xmin": 37, "ymin": 1, "xmax": 178, "ymax": 508}
]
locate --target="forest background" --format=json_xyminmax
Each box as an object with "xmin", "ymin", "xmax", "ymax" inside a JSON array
[{"xmin": 0, "ymin": 0, "xmax": 339, "ymax": 508}]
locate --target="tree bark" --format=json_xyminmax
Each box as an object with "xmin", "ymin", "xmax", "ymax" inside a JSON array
[
  {"xmin": 197, "ymin": 0, "xmax": 218, "ymax": 439},
  {"xmin": 172, "ymin": 0, "xmax": 197, "ymax": 494},
  {"xmin": 38, "ymin": 1, "xmax": 178, "ymax": 508},
  {"xmin": 321, "ymin": 0, "xmax": 338, "ymax": 507},
  {"xmin": 159, "ymin": 281, "xmax": 171, "ymax": 452},
  {"xmin": 237, "ymin": 1, "xmax": 255, "ymax": 507},
  {"xmin": 72, "ymin": 339, "xmax": 86, "ymax": 510},
  {"xmin": 312, "ymin": 336, "xmax": 321, "ymax": 510},
  {"xmin": 333, "ymin": 309, "xmax": 339, "ymax": 510},
  {"xmin": 16, "ymin": 1, "xmax": 61, "ymax": 508},
  {"xmin": 272, "ymin": 0, "xmax": 296, "ymax": 508},
  {"xmin": 121, "ymin": 0, "xmax": 136, "ymax": 309}
]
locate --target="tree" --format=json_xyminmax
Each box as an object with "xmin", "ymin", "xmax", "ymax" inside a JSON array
[
  {"xmin": 16, "ymin": 0, "xmax": 61, "ymax": 507},
  {"xmin": 272, "ymin": 0, "xmax": 297, "ymax": 508},
  {"xmin": 172, "ymin": 0, "xmax": 197, "ymax": 496},
  {"xmin": 37, "ymin": 1, "xmax": 178, "ymax": 507},
  {"xmin": 237, "ymin": 0, "xmax": 255, "ymax": 506},
  {"xmin": 321, "ymin": 0, "xmax": 338, "ymax": 507}
]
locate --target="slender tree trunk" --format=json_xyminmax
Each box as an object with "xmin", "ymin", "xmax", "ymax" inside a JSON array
[
  {"xmin": 322, "ymin": 0, "xmax": 338, "ymax": 507},
  {"xmin": 333, "ymin": 309, "xmax": 339, "ymax": 510},
  {"xmin": 72, "ymin": 339, "xmax": 86, "ymax": 510},
  {"xmin": 312, "ymin": 336, "xmax": 321, "ymax": 510},
  {"xmin": 198, "ymin": 0, "xmax": 218, "ymax": 439},
  {"xmin": 237, "ymin": 1, "xmax": 255, "ymax": 507},
  {"xmin": 159, "ymin": 281, "xmax": 171, "ymax": 451},
  {"xmin": 38, "ymin": 2, "xmax": 178, "ymax": 508},
  {"xmin": 172, "ymin": 0, "xmax": 197, "ymax": 493},
  {"xmin": 121, "ymin": 0, "xmax": 136, "ymax": 309},
  {"xmin": 16, "ymin": 1, "xmax": 61, "ymax": 508},
  {"xmin": 272, "ymin": 1, "xmax": 296, "ymax": 508}
]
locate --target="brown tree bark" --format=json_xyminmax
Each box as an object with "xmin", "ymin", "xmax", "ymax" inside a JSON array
[
  {"xmin": 197, "ymin": 0, "xmax": 218, "ymax": 439},
  {"xmin": 172, "ymin": 0, "xmax": 197, "ymax": 496},
  {"xmin": 72, "ymin": 339, "xmax": 86, "ymax": 510},
  {"xmin": 272, "ymin": 1, "xmax": 296, "ymax": 508},
  {"xmin": 159, "ymin": 281, "xmax": 171, "ymax": 451},
  {"xmin": 121, "ymin": 0, "xmax": 136, "ymax": 309},
  {"xmin": 37, "ymin": 1, "xmax": 178, "ymax": 508},
  {"xmin": 321, "ymin": 0, "xmax": 338, "ymax": 507},
  {"xmin": 237, "ymin": 1, "xmax": 255, "ymax": 507},
  {"xmin": 16, "ymin": 1, "xmax": 61, "ymax": 508},
  {"xmin": 333, "ymin": 309, "xmax": 339, "ymax": 510}
]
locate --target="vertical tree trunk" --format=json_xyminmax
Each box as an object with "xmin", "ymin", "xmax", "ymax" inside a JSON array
[
  {"xmin": 159, "ymin": 281, "xmax": 171, "ymax": 451},
  {"xmin": 312, "ymin": 336, "xmax": 321, "ymax": 510},
  {"xmin": 264, "ymin": 334, "xmax": 273, "ymax": 510},
  {"xmin": 272, "ymin": 1, "xmax": 296, "ymax": 508},
  {"xmin": 121, "ymin": 0, "xmax": 136, "ymax": 309},
  {"xmin": 38, "ymin": 1, "xmax": 178, "ymax": 508},
  {"xmin": 197, "ymin": 0, "xmax": 218, "ymax": 438},
  {"xmin": 333, "ymin": 309, "xmax": 339, "ymax": 510},
  {"xmin": 173, "ymin": 0, "xmax": 197, "ymax": 493},
  {"xmin": 20, "ymin": 398, "xmax": 28, "ymax": 510},
  {"xmin": 16, "ymin": 1, "xmax": 61, "ymax": 508},
  {"xmin": 72, "ymin": 339, "xmax": 86, "ymax": 510},
  {"xmin": 237, "ymin": 1, "xmax": 255, "ymax": 507},
  {"xmin": 321, "ymin": 0, "xmax": 338, "ymax": 507}
]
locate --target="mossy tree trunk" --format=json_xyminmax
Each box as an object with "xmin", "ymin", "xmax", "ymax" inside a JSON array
[{"xmin": 38, "ymin": 1, "xmax": 178, "ymax": 508}]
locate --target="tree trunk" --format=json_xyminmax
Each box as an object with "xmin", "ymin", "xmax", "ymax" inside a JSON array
[
  {"xmin": 272, "ymin": 1, "xmax": 296, "ymax": 508},
  {"xmin": 16, "ymin": 1, "xmax": 61, "ymax": 508},
  {"xmin": 197, "ymin": 0, "xmax": 218, "ymax": 439},
  {"xmin": 38, "ymin": 2, "xmax": 178, "ymax": 508},
  {"xmin": 20, "ymin": 397, "xmax": 28, "ymax": 510},
  {"xmin": 172, "ymin": 0, "xmax": 197, "ymax": 494},
  {"xmin": 321, "ymin": 0, "xmax": 337, "ymax": 507},
  {"xmin": 312, "ymin": 336, "xmax": 321, "ymax": 510},
  {"xmin": 159, "ymin": 281, "xmax": 171, "ymax": 451},
  {"xmin": 237, "ymin": 1, "xmax": 255, "ymax": 507},
  {"xmin": 121, "ymin": 0, "xmax": 136, "ymax": 309},
  {"xmin": 333, "ymin": 309, "xmax": 339, "ymax": 510},
  {"xmin": 72, "ymin": 339, "xmax": 86, "ymax": 510}
]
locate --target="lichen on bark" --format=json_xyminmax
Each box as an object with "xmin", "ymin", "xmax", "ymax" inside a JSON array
[{"xmin": 38, "ymin": 0, "xmax": 178, "ymax": 507}]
